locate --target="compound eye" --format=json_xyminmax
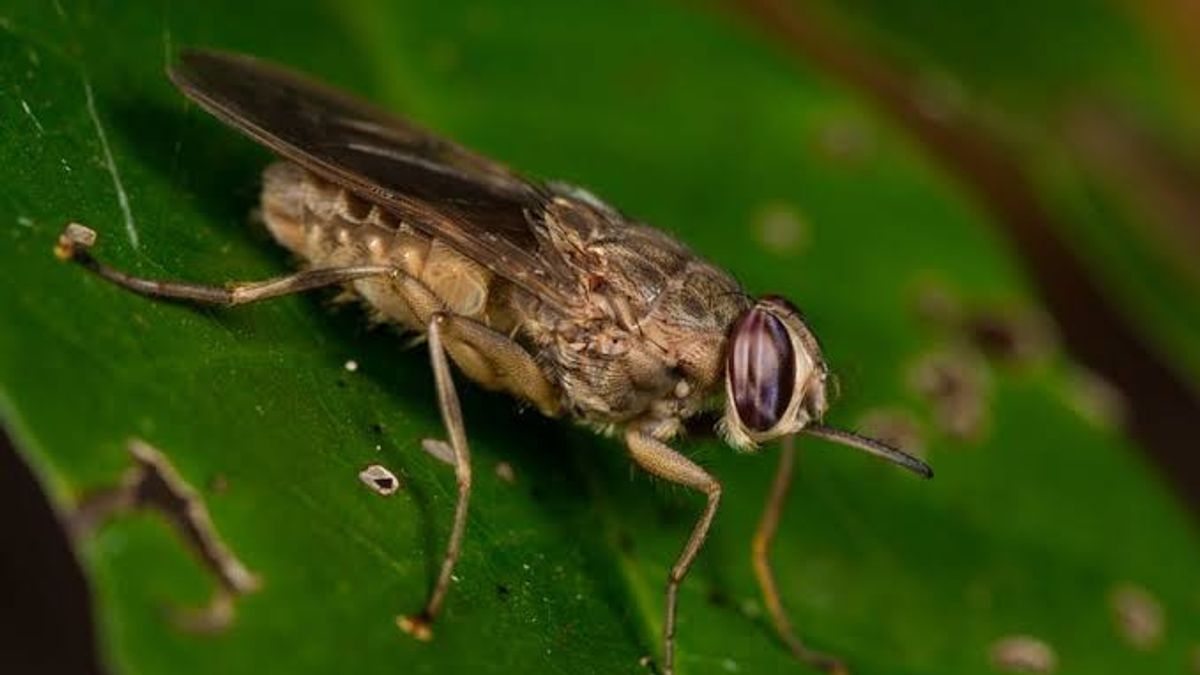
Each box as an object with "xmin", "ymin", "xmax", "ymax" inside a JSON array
[{"xmin": 727, "ymin": 306, "xmax": 796, "ymax": 433}]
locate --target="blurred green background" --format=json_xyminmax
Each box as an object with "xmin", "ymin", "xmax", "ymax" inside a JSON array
[{"xmin": 2, "ymin": 1, "xmax": 1199, "ymax": 674}]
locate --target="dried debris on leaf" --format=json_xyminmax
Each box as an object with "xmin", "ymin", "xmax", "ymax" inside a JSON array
[
  {"xmin": 71, "ymin": 439, "xmax": 259, "ymax": 633},
  {"xmin": 358, "ymin": 464, "xmax": 402, "ymax": 496}
]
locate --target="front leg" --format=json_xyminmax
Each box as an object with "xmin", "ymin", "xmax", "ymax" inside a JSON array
[
  {"xmin": 625, "ymin": 428, "xmax": 722, "ymax": 675},
  {"xmin": 752, "ymin": 436, "xmax": 846, "ymax": 673}
]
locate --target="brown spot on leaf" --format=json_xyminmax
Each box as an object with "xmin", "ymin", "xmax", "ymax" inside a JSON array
[
  {"xmin": 207, "ymin": 473, "xmax": 229, "ymax": 495},
  {"xmin": 1110, "ymin": 583, "xmax": 1165, "ymax": 650},
  {"xmin": 753, "ymin": 202, "xmax": 809, "ymax": 254},
  {"xmin": 912, "ymin": 280, "xmax": 1056, "ymax": 367},
  {"xmin": 990, "ymin": 634, "xmax": 1058, "ymax": 673},
  {"xmin": 815, "ymin": 116, "xmax": 875, "ymax": 163},
  {"xmin": 495, "ymin": 461, "xmax": 516, "ymax": 485},
  {"xmin": 964, "ymin": 306, "xmax": 1057, "ymax": 366},
  {"xmin": 908, "ymin": 349, "xmax": 989, "ymax": 442},
  {"xmin": 912, "ymin": 278, "xmax": 963, "ymax": 326},
  {"xmin": 856, "ymin": 407, "xmax": 926, "ymax": 458}
]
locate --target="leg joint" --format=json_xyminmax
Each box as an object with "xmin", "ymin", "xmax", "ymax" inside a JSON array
[{"xmin": 706, "ymin": 481, "xmax": 723, "ymax": 501}]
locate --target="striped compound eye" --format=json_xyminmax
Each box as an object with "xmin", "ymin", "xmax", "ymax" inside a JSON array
[{"xmin": 726, "ymin": 305, "xmax": 796, "ymax": 433}]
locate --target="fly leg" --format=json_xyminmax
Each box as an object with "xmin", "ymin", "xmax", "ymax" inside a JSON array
[
  {"xmin": 399, "ymin": 311, "xmax": 560, "ymax": 639},
  {"xmin": 56, "ymin": 223, "xmax": 397, "ymax": 304},
  {"xmin": 429, "ymin": 313, "xmax": 561, "ymax": 418},
  {"xmin": 398, "ymin": 313, "xmax": 472, "ymax": 641},
  {"xmin": 752, "ymin": 436, "xmax": 846, "ymax": 673},
  {"xmin": 625, "ymin": 429, "xmax": 722, "ymax": 675},
  {"xmin": 56, "ymin": 223, "xmax": 473, "ymax": 641}
]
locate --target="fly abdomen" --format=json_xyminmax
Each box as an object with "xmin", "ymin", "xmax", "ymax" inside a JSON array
[
  {"xmin": 261, "ymin": 162, "xmax": 494, "ymax": 327},
  {"xmin": 262, "ymin": 161, "xmax": 425, "ymax": 271}
]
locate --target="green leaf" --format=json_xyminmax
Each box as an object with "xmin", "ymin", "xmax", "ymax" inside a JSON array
[
  {"xmin": 821, "ymin": 0, "xmax": 1200, "ymax": 386},
  {"xmin": 3, "ymin": 2, "xmax": 1198, "ymax": 674}
]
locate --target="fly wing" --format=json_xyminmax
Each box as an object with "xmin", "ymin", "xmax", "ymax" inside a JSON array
[{"xmin": 169, "ymin": 49, "xmax": 580, "ymax": 306}]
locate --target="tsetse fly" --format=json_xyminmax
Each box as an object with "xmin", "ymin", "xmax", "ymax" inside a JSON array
[{"xmin": 56, "ymin": 50, "xmax": 932, "ymax": 674}]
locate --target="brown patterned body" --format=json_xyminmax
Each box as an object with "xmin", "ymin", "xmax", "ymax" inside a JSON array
[{"xmin": 261, "ymin": 162, "xmax": 749, "ymax": 437}]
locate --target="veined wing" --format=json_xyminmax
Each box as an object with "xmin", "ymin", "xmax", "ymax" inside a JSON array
[{"xmin": 169, "ymin": 49, "xmax": 580, "ymax": 306}]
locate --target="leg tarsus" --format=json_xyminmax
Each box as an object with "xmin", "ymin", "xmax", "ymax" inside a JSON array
[
  {"xmin": 55, "ymin": 222, "xmax": 97, "ymax": 259},
  {"xmin": 396, "ymin": 611, "xmax": 434, "ymax": 642}
]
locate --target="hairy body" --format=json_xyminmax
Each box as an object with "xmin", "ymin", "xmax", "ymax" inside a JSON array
[{"xmin": 262, "ymin": 161, "xmax": 748, "ymax": 438}]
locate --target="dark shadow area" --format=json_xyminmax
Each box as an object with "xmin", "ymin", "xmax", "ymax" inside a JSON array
[
  {"xmin": 456, "ymin": 383, "xmax": 662, "ymax": 656},
  {"xmin": 109, "ymin": 98, "xmax": 269, "ymax": 241},
  {"xmin": 0, "ymin": 427, "xmax": 106, "ymax": 675}
]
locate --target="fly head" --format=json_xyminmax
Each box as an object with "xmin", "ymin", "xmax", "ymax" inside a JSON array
[
  {"xmin": 720, "ymin": 295, "xmax": 932, "ymax": 478},
  {"xmin": 722, "ymin": 295, "xmax": 828, "ymax": 449}
]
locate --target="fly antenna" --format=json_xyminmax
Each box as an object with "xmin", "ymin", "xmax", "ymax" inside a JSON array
[{"xmin": 802, "ymin": 424, "xmax": 933, "ymax": 478}]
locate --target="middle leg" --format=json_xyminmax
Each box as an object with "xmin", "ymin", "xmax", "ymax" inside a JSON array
[{"xmin": 398, "ymin": 313, "xmax": 473, "ymax": 641}]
